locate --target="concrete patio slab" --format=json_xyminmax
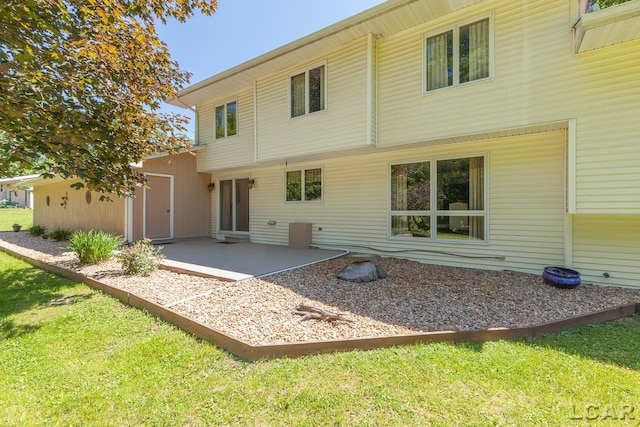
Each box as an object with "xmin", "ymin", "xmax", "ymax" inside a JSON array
[{"xmin": 158, "ymin": 238, "xmax": 347, "ymax": 281}]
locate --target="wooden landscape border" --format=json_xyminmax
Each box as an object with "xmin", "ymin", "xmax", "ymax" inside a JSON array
[{"xmin": 2, "ymin": 244, "xmax": 638, "ymax": 361}]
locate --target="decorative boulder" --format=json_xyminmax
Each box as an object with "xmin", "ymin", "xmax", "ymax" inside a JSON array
[{"xmin": 337, "ymin": 260, "xmax": 387, "ymax": 283}]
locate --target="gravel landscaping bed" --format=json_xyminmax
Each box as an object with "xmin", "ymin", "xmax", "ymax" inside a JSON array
[{"xmin": 2, "ymin": 231, "xmax": 639, "ymax": 346}]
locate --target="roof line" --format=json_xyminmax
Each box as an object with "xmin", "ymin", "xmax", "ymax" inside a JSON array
[{"xmin": 170, "ymin": 0, "xmax": 419, "ymax": 105}]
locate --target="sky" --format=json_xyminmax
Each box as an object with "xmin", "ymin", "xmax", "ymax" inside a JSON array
[{"xmin": 156, "ymin": 0, "xmax": 387, "ymax": 136}]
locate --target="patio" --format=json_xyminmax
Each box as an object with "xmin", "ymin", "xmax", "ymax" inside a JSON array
[{"xmin": 158, "ymin": 237, "xmax": 347, "ymax": 281}]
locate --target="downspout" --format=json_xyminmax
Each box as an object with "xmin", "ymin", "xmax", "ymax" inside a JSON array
[
  {"xmin": 366, "ymin": 33, "xmax": 378, "ymax": 147},
  {"xmin": 565, "ymin": 119, "xmax": 577, "ymax": 267},
  {"xmin": 254, "ymin": 78, "xmax": 258, "ymax": 163},
  {"xmin": 125, "ymin": 197, "xmax": 134, "ymax": 243}
]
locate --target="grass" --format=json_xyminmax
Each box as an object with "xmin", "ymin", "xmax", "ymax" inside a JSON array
[
  {"xmin": 0, "ymin": 208, "xmax": 33, "ymax": 231},
  {"xmin": 1, "ymin": 250, "xmax": 639, "ymax": 425}
]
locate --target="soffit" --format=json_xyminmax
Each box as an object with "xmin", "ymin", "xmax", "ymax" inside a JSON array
[
  {"xmin": 202, "ymin": 120, "xmax": 569, "ymax": 174},
  {"xmin": 169, "ymin": 0, "xmax": 484, "ymax": 108},
  {"xmin": 574, "ymin": 0, "xmax": 640, "ymax": 53}
]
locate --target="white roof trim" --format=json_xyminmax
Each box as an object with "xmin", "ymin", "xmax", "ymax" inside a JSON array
[{"xmin": 169, "ymin": 0, "xmax": 485, "ymax": 107}]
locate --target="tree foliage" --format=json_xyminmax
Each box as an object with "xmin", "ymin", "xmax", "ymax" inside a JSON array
[
  {"xmin": 0, "ymin": 0, "xmax": 216, "ymax": 196},
  {"xmin": 597, "ymin": 0, "xmax": 632, "ymax": 7}
]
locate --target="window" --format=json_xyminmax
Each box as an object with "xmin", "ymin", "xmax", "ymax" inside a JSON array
[
  {"xmin": 286, "ymin": 168, "xmax": 322, "ymax": 202},
  {"xmin": 215, "ymin": 101, "xmax": 237, "ymax": 139},
  {"xmin": 425, "ymin": 16, "xmax": 491, "ymax": 92},
  {"xmin": 390, "ymin": 156, "xmax": 486, "ymax": 241},
  {"xmin": 290, "ymin": 64, "xmax": 326, "ymax": 118}
]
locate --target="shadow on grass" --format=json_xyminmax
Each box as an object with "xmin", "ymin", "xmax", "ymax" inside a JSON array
[
  {"xmin": 0, "ymin": 267, "xmax": 86, "ymax": 318},
  {"xmin": 522, "ymin": 315, "xmax": 640, "ymax": 371},
  {"xmin": 0, "ymin": 318, "xmax": 41, "ymax": 339}
]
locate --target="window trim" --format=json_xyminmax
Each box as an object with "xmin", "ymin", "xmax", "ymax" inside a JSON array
[
  {"xmin": 422, "ymin": 12, "xmax": 494, "ymax": 94},
  {"xmin": 285, "ymin": 166, "xmax": 324, "ymax": 203},
  {"xmin": 214, "ymin": 99, "xmax": 238, "ymax": 140},
  {"xmin": 288, "ymin": 61, "xmax": 328, "ymax": 119},
  {"xmin": 388, "ymin": 153, "xmax": 488, "ymax": 243}
]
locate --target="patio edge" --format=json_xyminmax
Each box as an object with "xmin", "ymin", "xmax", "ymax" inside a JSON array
[{"xmin": 1, "ymin": 244, "xmax": 637, "ymax": 361}]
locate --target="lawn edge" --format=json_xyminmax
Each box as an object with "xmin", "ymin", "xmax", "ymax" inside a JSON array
[{"xmin": 1, "ymin": 244, "xmax": 637, "ymax": 361}]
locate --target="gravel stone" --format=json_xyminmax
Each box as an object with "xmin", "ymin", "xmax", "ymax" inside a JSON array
[{"xmin": 2, "ymin": 231, "xmax": 639, "ymax": 346}]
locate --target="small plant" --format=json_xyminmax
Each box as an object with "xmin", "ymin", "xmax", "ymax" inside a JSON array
[
  {"xmin": 12, "ymin": 223, "xmax": 21, "ymax": 232},
  {"xmin": 117, "ymin": 239, "xmax": 165, "ymax": 276},
  {"xmin": 49, "ymin": 227, "xmax": 73, "ymax": 242},
  {"xmin": 27, "ymin": 224, "xmax": 47, "ymax": 237},
  {"xmin": 68, "ymin": 230, "xmax": 124, "ymax": 265}
]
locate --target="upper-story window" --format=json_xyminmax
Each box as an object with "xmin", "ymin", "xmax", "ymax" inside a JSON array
[
  {"xmin": 290, "ymin": 63, "xmax": 326, "ymax": 118},
  {"xmin": 424, "ymin": 15, "xmax": 492, "ymax": 92},
  {"xmin": 215, "ymin": 101, "xmax": 237, "ymax": 139}
]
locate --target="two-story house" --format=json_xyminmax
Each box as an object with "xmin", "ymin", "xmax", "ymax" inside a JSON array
[
  {"xmin": 27, "ymin": 0, "xmax": 640, "ymax": 289},
  {"xmin": 164, "ymin": 0, "xmax": 640, "ymax": 289}
]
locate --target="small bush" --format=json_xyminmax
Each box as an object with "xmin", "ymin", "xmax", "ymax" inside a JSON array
[
  {"xmin": 117, "ymin": 239, "xmax": 165, "ymax": 276},
  {"xmin": 68, "ymin": 230, "xmax": 124, "ymax": 265},
  {"xmin": 27, "ymin": 224, "xmax": 47, "ymax": 237},
  {"xmin": 49, "ymin": 228, "xmax": 73, "ymax": 242}
]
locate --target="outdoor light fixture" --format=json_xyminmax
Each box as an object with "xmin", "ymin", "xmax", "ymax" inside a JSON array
[
  {"xmin": 208, "ymin": 182, "xmax": 215, "ymax": 192},
  {"xmin": 248, "ymin": 178, "xmax": 255, "ymax": 189}
]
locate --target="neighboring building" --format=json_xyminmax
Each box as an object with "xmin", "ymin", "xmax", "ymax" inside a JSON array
[
  {"xmin": 0, "ymin": 174, "xmax": 39, "ymax": 208},
  {"xmin": 30, "ymin": 152, "xmax": 211, "ymax": 243},
  {"xmin": 163, "ymin": 0, "xmax": 640, "ymax": 288}
]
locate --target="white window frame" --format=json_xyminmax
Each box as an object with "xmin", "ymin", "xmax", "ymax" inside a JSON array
[
  {"xmin": 214, "ymin": 99, "xmax": 238, "ymax": 140},
  {"xmin": 288, "ymin": 61, "xmax": 328, "ymax": 118},
  {"xmin": 285, "ymin": 166, "xmax": 324, "ymax": 203},
  {"xmin": 422, "ymin": 12, "xmax": 494, "ymax": 94},
  {"xmin": 388, "ymin": 153, "xmax": 488, "ymax": 243}
]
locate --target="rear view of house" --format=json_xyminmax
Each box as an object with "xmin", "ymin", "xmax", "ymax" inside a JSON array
[{"xmin": 164, "ymin": 0, "xmax": 639, "ymax": 288}]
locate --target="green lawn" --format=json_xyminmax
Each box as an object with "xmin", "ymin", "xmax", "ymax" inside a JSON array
[
  {"xmin": 1, "ymin": 250, "xmax": 639, "ymax": 426},
  {"xmin": 0, "ymin": 208, "xmax": 33, "ymax": 231}
]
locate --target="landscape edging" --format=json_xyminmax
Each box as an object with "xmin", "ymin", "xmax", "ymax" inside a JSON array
[{"xmin": 1, "ymin": 244, "xmax": 637, "ymax": 361}]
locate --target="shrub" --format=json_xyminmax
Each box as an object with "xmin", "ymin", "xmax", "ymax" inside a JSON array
[
  {"xmin": 48, "ymin": 227, "xmax": 73, "ymax": 242},
  {"xmin": 117, "ymin": 239, "xmax": 165, "ymax": 276},
  {"xmin": 68, "ymin": 230, "xmax": 124, "ymax": 265},
  {"xmin": 27, "ymin": 224, "xmax": 47, "ymax": 237}
]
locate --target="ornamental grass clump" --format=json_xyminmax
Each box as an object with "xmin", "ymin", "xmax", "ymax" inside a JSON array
[
  {"xmin": 27, "ymin": 224, "xmax": 47, "ymax": 237},
  {"xmin": 48, "ymin": 227, "xmax": 73, "ymax": 242},
  {"xmin": 117, "ymin": 239, "xmax": 165, "ymax": 276},
  {"xmin": 68, "ymin": 230, "xmax": 124, "ymax": 265}
]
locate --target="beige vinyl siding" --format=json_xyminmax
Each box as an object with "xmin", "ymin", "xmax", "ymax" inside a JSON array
[
  {"xmin": 197, "ymin": 87, "xmax": 255, "ymax": 172},
  {"xmin": 256, "ymin": 36, "xmax": 370, "ymax": 161},
  {"xmin": 34, "ymin": 179, "xmax": 125, "ymax": 236},
  {"xmin": 376, "ymin": 0, "xmax": 640, "ymax": 213},
  {"xmin": 247, "ymin": 131, "xmax": 565, "ymax": 274},
  {"xmin": 133, "ymin": 153, "xmax": 211, "ymax": 241},
  {"xmin": 572, "ymin": 215, "xmax": 640, "ymax": 289}
]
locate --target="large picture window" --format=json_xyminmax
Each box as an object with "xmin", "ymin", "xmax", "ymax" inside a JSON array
[
  {"xmin": 390, "ymin": 156, "xmax": 486, "ymax": 241},
  {"xmin": 215, "ymin": 101, "xmax": 237, "ymax": 139},
  {"xmin": 290, "ymin": 64, "xmax": 326, "ymax": 118},
  {"xmin": 286, "ymin": 168, "xmax": 322, "ymax": 202},
  {"xmin": 425, "ymin": 16, "xmax": 491, "ymax": 92}
]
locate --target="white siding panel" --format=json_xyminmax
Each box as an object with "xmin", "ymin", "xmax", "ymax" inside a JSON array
[
  {"xmin": 573, "ymin": 215, "xmax": 640, "ymax": 289},
  {"xmin": 249, "ymin": 131, "xmax": 566, "ymax": 275},
  {"xmin": 197, "ymin": 87, "xmax": 255, "ymax": 172},
  {"xmin": 376, "ymin": 0, "xmax": 640, "ymax": 212},
  {"xmin": 256, "ymin": 37, "xmax": 370, "ymax": 161}
]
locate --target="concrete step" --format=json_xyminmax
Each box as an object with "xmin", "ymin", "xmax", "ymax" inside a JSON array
[{"xmin": 223, "ymin": 235, "xmax": 250, "ymax": 244}]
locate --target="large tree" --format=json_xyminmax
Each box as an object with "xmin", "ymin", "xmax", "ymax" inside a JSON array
[{"xmin": 0, "ymin": 0, "xmax": 216, "ymax": 196}]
